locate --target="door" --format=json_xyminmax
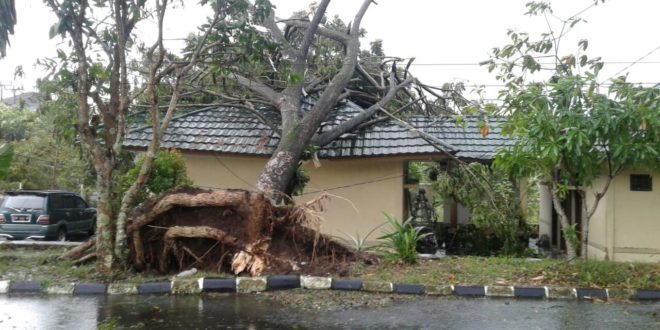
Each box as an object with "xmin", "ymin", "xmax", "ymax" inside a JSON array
[
  {"xmin": 61, "ymin": 194, "xmax": 80, "ymax": 232},
  {"xmin": 74, "ymin": 196, "xmax": 94, "ymax": 232}
]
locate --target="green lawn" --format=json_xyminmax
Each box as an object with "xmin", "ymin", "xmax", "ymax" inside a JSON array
[
  {"xmin": 357, "ymin": 256, "xmax": 660, "ymax": 289},
  {"xmin": 1, "ymin": 246, "xmax": 657, "ymax": 289}
]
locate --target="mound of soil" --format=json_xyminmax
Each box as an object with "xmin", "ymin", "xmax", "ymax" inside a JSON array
[{"xmin": 126, "ymin": 187, "xmax": 371, "ymax": 276}]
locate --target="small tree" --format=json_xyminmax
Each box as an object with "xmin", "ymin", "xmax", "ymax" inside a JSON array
[
  {"xmin": 39, "ymin": 0, "xmax": 224, "ymax": 274},
  {"xmin": 484, "ymin": 1, "xmax": 660, "ymax": 259}
]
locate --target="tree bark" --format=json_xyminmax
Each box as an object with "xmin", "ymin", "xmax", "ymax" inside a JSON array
[{"xmin": 550, "ymin": 189, "xmax": 577, "ymax": 260}]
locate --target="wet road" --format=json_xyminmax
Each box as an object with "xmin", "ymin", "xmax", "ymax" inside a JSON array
[{"xmin": 0, "ymin": 294, "xmax": 657, "ymax": 329}]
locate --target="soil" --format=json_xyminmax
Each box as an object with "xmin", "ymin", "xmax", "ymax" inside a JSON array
[{"xmin": 128, "ymin": 188, "xmax": 370, "ymax": 276}]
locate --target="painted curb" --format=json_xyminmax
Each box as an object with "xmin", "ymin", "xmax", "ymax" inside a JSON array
[
  {"xmin": 453, "ymin": 285, "xmax": 486, "ymax": 297},
  {"xmin": 202, "ymin": 278, "xmax": 236, "ymax": 293},
  {"xmin": 236, "ymin": 277, "xmax": 267, "ymax": 293},
  {"xmin": 393, "ymin": 283, "xmax": 425, "ymax": 295},
  {"xmin": 513, "ymin": 287, "xmax": 546, "ymax": 299},
  {"xmin": 547, "ymin": 286, "xmax": 574, "ymax": 299},
  {"xmin": 45, "ymin": 283, "xmax": 74, "ymax": 295},
  {"xmin": 267, "ymin": 275, "xmax": 300, "ymax": 290},
  {"xmin": 107, "ymin": 283, "xmax": 138, "ymax": 295},
  {"xmin": 10, "ymin": 281, "xmax": 41, "ymax": 294},
  {"xmin": 424, "ymin": 284, "xmax": 453, "ymax": 296},
  {"xmin": 576, "ymin": 288, "xmax": 608, "ymax": 300},
  {"xmin": 0, "ymin": 277, "xmax": 656, "ymax": 302},
  {"xmin": 331, "ymin": 279, "xmax": 363, "ymax": 291},
  {"xmin": 74, "ymin": 283, "xmax": 107, "ymax": 295},
  {"xmin": 300, "ymin": 276, "xmax": 331, "ymax": 290},
  {"xmin": 0, "ymin": 280, "xmax": 10, "ymax": 294},
  {"xmin": 634, "ymin": 289, "xmax": 660, "ymax": 301},
  {"xmin": 138, "ymin": 282, "xmax": 171, "ymax": 294},
  {"xmin": 362, "ymin": 281, "xmax": 393, "ymax": 293},
  {"xmin": 485, "ymin": 285, "xmax": 514, "ymax": 298}
]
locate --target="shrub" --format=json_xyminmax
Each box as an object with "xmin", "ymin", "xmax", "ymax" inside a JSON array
[
  {"xmin": 377, "ymin": 213, "xmax": 430, "ymax": 264},
  {"xmin": 117, "ymin": 149, "xmax": 192, "ymax": 207}
]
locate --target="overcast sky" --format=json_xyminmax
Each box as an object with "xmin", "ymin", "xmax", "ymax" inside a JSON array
[{"xmin": 1, "ymin": 0, "xmax": 659, "ymax": 101}]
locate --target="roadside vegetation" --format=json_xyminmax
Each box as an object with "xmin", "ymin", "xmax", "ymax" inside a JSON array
[
  {"xmin": 360, "ymin": 257, "xmax": 659, "ymax": 289},
  {"xmin": 1, "ymin": 246, "xmax": 657, "ymax": 290}
]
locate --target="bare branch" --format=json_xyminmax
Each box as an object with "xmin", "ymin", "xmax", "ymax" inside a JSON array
[
  {"xmin": 279, "ymin": 19, "xmax": 350, "ymax": 44},
  {"xmin": 228, "ymin": 72, "xmax": 282, "ymax": 105},
  {"xmin": 356, "ymin": 62, "xmax": 384, "ymax": 90},
  {"xmin": 313, "ymin": 75, "xmax": 414, "ymax": 147},
  {"xmin": 262, "ymin": 11, "xmax": 296, "ymax": 59},
  {"xmin": 302, "ymin": 0, "xmax": 373, "ymax": 130}
]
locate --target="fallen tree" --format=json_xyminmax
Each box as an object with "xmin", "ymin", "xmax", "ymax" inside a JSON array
[{"xmin": 63, "ymin": 187, "xmax": 370, "ymax": 276}]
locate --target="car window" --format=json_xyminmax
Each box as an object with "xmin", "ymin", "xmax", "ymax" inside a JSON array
[
  {"xmin": 62, "ymin": 195, "xmax": 77, "ymax": 209},
  {"xmin": 74, "ymin": 197, "xmax": 88, "ymax": 209},
  {"xmin": 49, "ymin": 194, "xmax": 65, "ymax": 209},
  {"xmin": 2, "ymin": 195, "xmax": 46, "ymax": 210}
]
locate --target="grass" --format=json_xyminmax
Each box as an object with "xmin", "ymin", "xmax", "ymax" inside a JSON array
[
  {"xmin": 0, "ymin": 246, "xmax": 658, "ymax": 290},
  {"xmin": 0, "ymin": 246, "xmax": 98, "ymax": 282},
  {"xmin": 356, "ymin": 256, "xmax": 660, "ymax": 289}
]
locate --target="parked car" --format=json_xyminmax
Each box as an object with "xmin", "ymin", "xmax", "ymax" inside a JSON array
[{"xmin": 0, "ymin": 190, "xmax": 96, "ymax": 241}]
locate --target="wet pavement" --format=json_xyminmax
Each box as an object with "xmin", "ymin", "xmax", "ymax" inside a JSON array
[{"xmin": 0, "ymin": 294, "xmax": 657, "ymax": 329}]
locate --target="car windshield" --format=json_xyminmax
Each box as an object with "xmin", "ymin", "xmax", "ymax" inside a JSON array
[{"xmin": 2, "ymin": 195, "xmax": 46, "ymax": 210}]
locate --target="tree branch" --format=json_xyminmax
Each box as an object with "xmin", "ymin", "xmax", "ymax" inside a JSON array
[
  {"xmin": 279, "ymin": 18, "xmax": 350, "ymax": 44},
  {"xmin": 301, "ymin": 0, "xmax": 372, "ymax": 133},
  {"xmin": 313, "ymin": 75, "xmax": 414, "ymax": 147}
]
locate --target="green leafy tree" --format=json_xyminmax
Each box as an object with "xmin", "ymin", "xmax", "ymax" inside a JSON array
[
  {"xmin": 0, "ymin": 0, "xmax": 16, "ymax": 57},
  {"xmin": 5, "ymin": 115, "xmax": 90, "ymax": 191},
  {"xmin": 37, "ymin": 0, "xmax": 224, "ymax": 275},
  {"xmin": 0, "ymin": 103, "xmax": 36, "ymax": 141},
  {"xmin": 483, "ymin": 1, "xmax": 660, "ymax": 259}
]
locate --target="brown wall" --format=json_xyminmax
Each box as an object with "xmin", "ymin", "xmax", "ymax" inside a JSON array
[{"xmin": 183, "ymin": 153, "xmax": 404, "ymax": 240}]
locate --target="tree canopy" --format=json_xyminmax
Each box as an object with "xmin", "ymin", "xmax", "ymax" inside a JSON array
[{"xmin": 484, "ymin": 1, "xmax": 660, "ymax": 259}]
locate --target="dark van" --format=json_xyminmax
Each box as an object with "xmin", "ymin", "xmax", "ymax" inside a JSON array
[{"xmin": 0, "ymin": 191, "xmax": 96, "ymax": 241}]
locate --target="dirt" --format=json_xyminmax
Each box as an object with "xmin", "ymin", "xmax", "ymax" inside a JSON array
[{"xmin": 128, "ymin": 188, "xmax": 369, "ymax": 277}]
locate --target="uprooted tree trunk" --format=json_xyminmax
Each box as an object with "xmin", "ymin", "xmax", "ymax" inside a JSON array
[{"xmin": 116, "ymin": 187, "xmax": 365, "ymax": 276}]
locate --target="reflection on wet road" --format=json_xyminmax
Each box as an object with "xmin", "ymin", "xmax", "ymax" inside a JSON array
[{"xmin": 0, "ymin": 294, "xmax": 657, "ymax": 329}]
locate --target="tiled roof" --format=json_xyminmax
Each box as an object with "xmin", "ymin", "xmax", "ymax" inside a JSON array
[{"xmin": 124, "ymin": 101, "xmax": 511, "ymax": 160}]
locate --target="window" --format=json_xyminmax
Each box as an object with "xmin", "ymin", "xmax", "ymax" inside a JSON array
[
  {"xmin": 74, "ymin": 197, "xmax": 88, "ymax": 209},
  {"xmin": 48, "ymin": 194, "xmax": 65, "ymax": 209},
  {"xmin": 2, "ymin": 195, "xmax": 45, "ymax": 210},
  {"xmin": 630, "ymin": 174, "xmax": 652, "ymax": 191},
  {"xmin": 62, "ymin": 195, "xmax": 77, "ymax": 208}
]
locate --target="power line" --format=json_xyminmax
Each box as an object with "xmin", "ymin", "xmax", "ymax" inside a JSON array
[
  {"xmin": 602, "ymin": 43, "xmax": 660, "ymax": 83},
  {"xmin": 301, "ymin": 175, "xmax": 403, "ymax": 196},
  {"xmin": 408, "ymin": 61, "xmax": 660, "ymax": 67}
]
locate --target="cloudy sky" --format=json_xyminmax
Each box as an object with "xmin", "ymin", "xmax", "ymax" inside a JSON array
[{"xmin": 1, "ymin": 0, "xmax": 659, "ymax": 100}]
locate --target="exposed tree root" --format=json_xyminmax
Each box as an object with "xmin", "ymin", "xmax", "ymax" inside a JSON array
[
  {"xmin": 54, "ymin": 187, "xmax": 368, "ymax": 277},
  {"xmin": 73, "ymin": 253, "xmax": 97, "ymax": 265},
  {"xmin": 59, "ymin": 238, "xmax": 96, "ymax": 261}
]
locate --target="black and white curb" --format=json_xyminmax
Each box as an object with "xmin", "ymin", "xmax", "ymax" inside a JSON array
[{"xmin": 0, "ymin": 278, "xmax": 657, "ymax": 301}]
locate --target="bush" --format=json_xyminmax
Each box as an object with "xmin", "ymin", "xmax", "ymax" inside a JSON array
[
  {"xmin": 377, "ymin": 213, "xmax": 430, "ymax": 264},
  {"xmin": 117, "ymin": 149, "xmax": 192, "ymax": 207}
]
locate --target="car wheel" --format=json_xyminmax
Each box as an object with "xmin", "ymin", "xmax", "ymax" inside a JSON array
[{"xmin": 57, "ymin": 228, "xmax": 67, "ymax": 242}]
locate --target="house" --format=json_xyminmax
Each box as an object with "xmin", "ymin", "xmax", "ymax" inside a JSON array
[
  {"xmin": 124, "ymin": 100, "xmax": 510, "ymax": 240},
  {"xmin": 538, "ymin": 171, "xmax": 660, "ymax": 262},
  {"xmin": 1, "ymin": 91, "xmax": 39, "ymax": 112}
]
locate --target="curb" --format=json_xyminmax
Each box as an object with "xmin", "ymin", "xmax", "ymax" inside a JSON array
[{"xmin": 0, "ymin": 277, "xmax": 657, "ymax": 301}]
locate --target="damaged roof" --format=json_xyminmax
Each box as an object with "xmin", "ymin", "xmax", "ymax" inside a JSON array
[{"xmin": 124, "ymin": 100, "xmax": 511, "ymax": 160}]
